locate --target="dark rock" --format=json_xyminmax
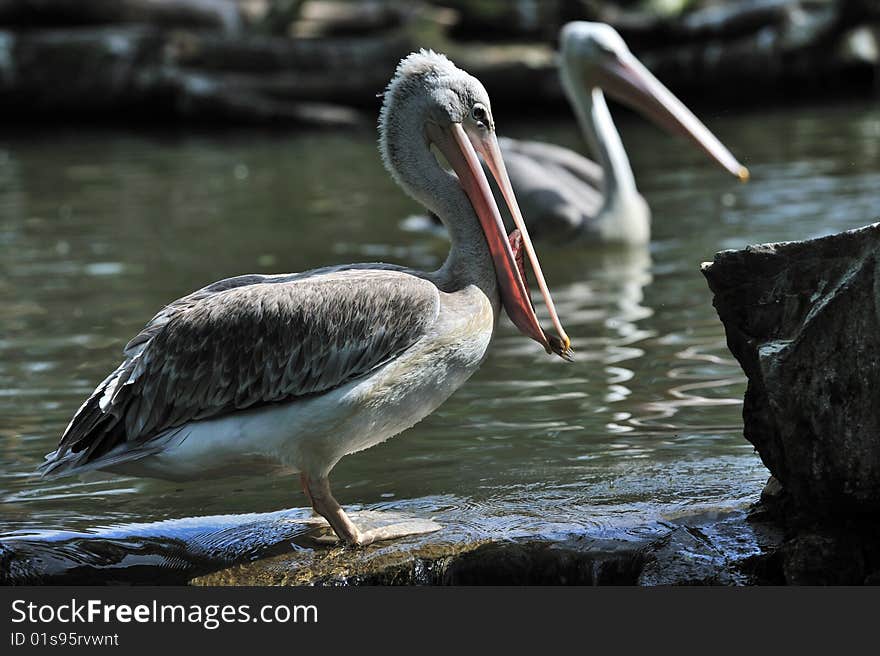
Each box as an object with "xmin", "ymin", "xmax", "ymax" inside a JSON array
[
  {"xmin": 191, "ymin": 508, "xmax": 780, "ymax": 586},
  {"xmin": 781, "ymin": 530, "xmax": 865, "ymax": 585},
  {"xmin": 292, "ymin": 0, "xmax": 414, "ymax": 38},
  {"xmin": 2, "ymin": 504, "xmax": 782, "ymax": 586},
  {"xmin": 779, "ymin": 522, "xmax": 880, "ymax": 585},
  {"xmin": 702, "ymin": 222, "xmax": 880, "ymax": 516},
  {"xmin": 190, "ymin": 532, "xmax": 650, "ymax": 586},
  {"xmin": 760, "ymin": 476, "xmax": 785, "ymax": 504},
  {"xmin": 442, "ymin": 536, "xmax": 644, "ymax": 585},
  {"xmin": 0, "ymin": 0, "xmax": 242, "ymax": 33},
  {"xmin": 637, "ymin": 526, "xmax": 737, "ymax": 586},
  {"xmin": 704, "ymin": 222, "xmax": 880, "ymax": 585},
  {"xmin": 1, "ymin": 0, "xmax": 878, "ymax": 125},
  {"xmin": 0, "ymin": 26, "xmax": 363, "ymax": 126}
]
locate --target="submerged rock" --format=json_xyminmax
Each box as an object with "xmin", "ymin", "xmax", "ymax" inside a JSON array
[{"xmin": 702, "ymin": 222, "xmax": 880, "ymax": 516}]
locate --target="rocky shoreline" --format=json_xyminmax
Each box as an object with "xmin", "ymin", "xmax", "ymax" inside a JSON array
[{"xmin": 0, "ymin": 0, "xmax": 877, "ymax": 127}]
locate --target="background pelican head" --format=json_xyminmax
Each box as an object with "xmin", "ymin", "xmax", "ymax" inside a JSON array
[{"xmin": 559, "ymin": 21, "xmax": 749, "ymax": 182}]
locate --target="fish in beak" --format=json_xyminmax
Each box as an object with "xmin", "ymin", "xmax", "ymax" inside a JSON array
[
  {"xmin": 593, "ymin": 48, "xmax": 749, "ymax": 181},
  {"xmin": 427, "ymin": 121, "xmax": 572, "ymax": 360}
]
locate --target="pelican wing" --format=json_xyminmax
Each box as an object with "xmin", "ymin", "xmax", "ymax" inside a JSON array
[
  {"xmin": 499, "ymin": 137, "xmax": 603, "ymax": 189},
  {"xmin": 496, "ymin": 137, "xmax": 604, "ymax": 238},
  {"xmin": 41, "ymin": 267, "xmax": 439, "ymax": 476}
]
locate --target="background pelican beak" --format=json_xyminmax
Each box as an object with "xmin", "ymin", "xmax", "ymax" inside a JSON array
[
  {"xmin": 597, "ymin": 51, "xmax": 750, "ymax": 182},
  {"xmin": 428, "ymin": 121, "xmax": 572, "ymax": 360}
]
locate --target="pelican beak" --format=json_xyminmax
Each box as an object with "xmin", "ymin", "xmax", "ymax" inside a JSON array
[
  {"xmin": 428, "ymin": 121, "xmax": 572, "ymax": 360},
  {"xmin": 596, "ymin": 51, "xmax": 749, "ymax": 181}
]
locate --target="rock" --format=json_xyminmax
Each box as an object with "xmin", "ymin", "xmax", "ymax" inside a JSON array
[
  {"xmin": 0, "ymin": 508, "xmax": 326, "ymax": 585},
  {"xmin": 191, "ymin": 507, "xmax": 781, "ymax": 586},
  {"xmin": 760, "ymin": 475, "xmax": 785, "ymax": 505},
  {"xmin": 780, "ymin": 522, "xmax": 880, "ymax": 585},
  {"xmin": 1, "ymin": 505, "xmax": 781, "ymax": 586},
  {"xmin": 0, "ymin": 0, "xmax": 243, "ymax": 33},
  {"xmin": 637, "ymin": 526, "xmax": 738, "ymax": 586},
  {"xmin": 292, "ymin": 0, "xmax": 413, "ymax": 38},
  {"xmin": 190, "ymin": 535, "xmax": 649, "ymax": 586},
  {"xmin": 702, "ymin": 222, "xmax": 880, "ymax": 516},
  {"xmin": 680, "ymin": 0, "xmax": 795, "ymax": 39},
  {"xmin": 440, "ymin": 536, "xmax": 645, "ymax": 586},
  {"xmin": 781, "ymin": 530, "xmax": 863, "ymax": 585},
  {"xmin": 0, "ymin": 26, "xmax": 363, "ymax": 126}
]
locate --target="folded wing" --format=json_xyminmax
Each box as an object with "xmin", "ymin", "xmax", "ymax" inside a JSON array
[{"xmin": 41, "ymin": 268, "xmax": 440, "ymax": 476}]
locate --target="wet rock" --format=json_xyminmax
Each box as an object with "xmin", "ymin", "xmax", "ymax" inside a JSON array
[
  {"xmin": 441, "ymin": 536, "xmax": 645, "ymax": 585},
  {"xmin": 2, "ymin": 504, "xmax": 782, "ymax": 586},
  {"xmin": 0, "ymin": 509, "xmax": 324, "ymax": 585},
  {"xmin": 703, "ymin": 222, "xmax": 880, "ymax": 516},
  {"xmin": 191, "ymin": 508, "xmax": 780, "ymax": 586},
  {"xmin": 191, "ymin": 534, "xmax": 650, "ymax": 586},
  {"xmin": 637, "ymin": 527, "xmax": 738, "ymax": 586}
]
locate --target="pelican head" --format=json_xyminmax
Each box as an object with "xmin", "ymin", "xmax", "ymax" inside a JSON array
[
  {"xmin": 560, "ymin": 22, "xmax": 749, "ymax": 181},
  {"xmin": 380, "ymin": 50, "xmax": 571, "ymax": 359}
]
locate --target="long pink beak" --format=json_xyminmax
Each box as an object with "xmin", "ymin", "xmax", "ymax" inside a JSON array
[
  {"xmin": 428, "ymin": 122, "xmax": 572, "ymax": 360},
  {"xmin": 597, "ymin": 51, "xmax": 749, "ymax": 181}
]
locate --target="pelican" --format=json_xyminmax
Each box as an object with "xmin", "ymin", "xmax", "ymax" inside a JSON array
[
  {"xmin": 38, "ymin": 51, "xmax": 572, "ymax": 547},
  {"xmin": 410, "ymin": 22, "xmax": 749, "ymax": 245}
]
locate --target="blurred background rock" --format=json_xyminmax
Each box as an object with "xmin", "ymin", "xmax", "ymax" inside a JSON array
[{"xmin": 0, "ymin": 0, "xmax": 877, "ymax": 126}]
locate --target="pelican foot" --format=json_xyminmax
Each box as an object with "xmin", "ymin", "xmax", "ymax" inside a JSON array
[
  {"xmin": 301, "ymin": 474, "xmax": 441, "ymax": 547},
  {"xmin": 309, "ymin": 517, "xmax": 441, "ymax": 547},
  {"xmin": 353, "ymin": 519, "xmax": 442, "ymax": 547}
]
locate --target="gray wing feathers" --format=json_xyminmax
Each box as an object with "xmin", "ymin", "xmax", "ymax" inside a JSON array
[
  {"xmin": 499, "ymin": 137, "xmax": 603, "ymax": 188},
  {"xmin": 41, "ymin": 270, "xmax": 439, "ymax": 476},
  {"xmin": 498, "ymin": 137, "xmax": 604, "ymax": 238}
]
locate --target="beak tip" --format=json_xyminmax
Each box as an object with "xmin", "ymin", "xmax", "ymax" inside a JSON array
[
  {"xmin": 548, "ymin": 334, "xmax": 574, "ymax": 361},
  {"xmin": 737, "ymin": 166, "xmax": 750, "ymax": 183}
]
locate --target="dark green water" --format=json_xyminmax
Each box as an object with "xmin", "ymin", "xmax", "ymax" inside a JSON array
[{"xmin": 1, "ymin": 102, "xmax": 879, "ymax": 554}]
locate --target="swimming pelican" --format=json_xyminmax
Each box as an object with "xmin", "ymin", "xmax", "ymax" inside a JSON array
[
  {"xmin": 39, "ymin": 51, "xmax": 571, "ymax": 547},
  {"xmin": 485, "ymin": 22, "xmax": 749, "ymax": 245}
]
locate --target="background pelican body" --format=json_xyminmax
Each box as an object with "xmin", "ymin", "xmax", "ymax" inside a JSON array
[{"xmin": 498, "ymin": 22, "xmax": 748, "ymax": 245}]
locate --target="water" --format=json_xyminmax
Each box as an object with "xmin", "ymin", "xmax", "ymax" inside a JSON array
[{"xmin": 1, "ymin": 102, "xmax": 879, "ymax": 578}]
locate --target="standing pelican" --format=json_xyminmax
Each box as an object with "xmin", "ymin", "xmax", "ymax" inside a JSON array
[
  {"xmin": 39, "ymin": 51, "xmax": 571, "ymax": 547},
  {"xmin": 491, "ymin": 22, "xmax": 749, "ymax": 245}
]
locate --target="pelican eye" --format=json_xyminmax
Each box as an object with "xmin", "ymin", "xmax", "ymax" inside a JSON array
[{"xmin": 471, "ymin": 104, "xmax": 488, "ymax": 125}]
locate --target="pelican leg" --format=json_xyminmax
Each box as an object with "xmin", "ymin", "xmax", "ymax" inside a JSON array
[
  {"xmin": 299, "ymin": 473, "xmax": 322, "ymax": 519},
  {"xmin": 300, "ymin": 474, "xmax": 441, "ymax": 547},
  {"xmin": 301, "ymin": 474, "xmax": 363, "ymax": 544}
]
